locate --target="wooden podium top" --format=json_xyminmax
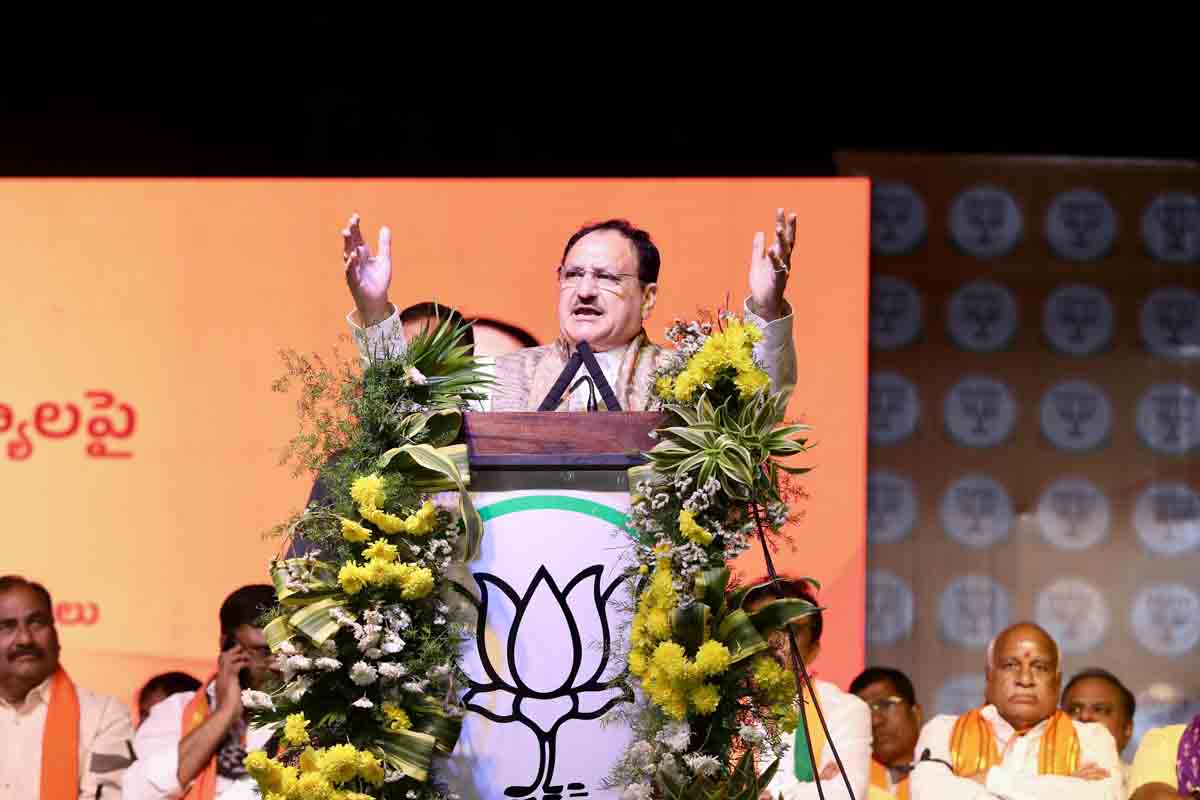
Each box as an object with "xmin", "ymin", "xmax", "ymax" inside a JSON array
[{"xmin": 462, "ymin": 411, "xmax": 666, "ymax": 468}]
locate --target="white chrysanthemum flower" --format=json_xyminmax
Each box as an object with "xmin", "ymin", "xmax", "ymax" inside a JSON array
[
  {"xmin": 363, "ymin": 607, "xmax": 384, "ymax": 626},
  {"xmin": 319, "ymin": 638, "xmax": 339, "ymax": 656},
  {"xmin": 356, "ymin": 624, "xmax": 383, "ymax": 652},
  {"xmin": 275, "ymin": 655, "xmax": 296, "ymax": 682},
  {"xmin": 685, "ymin": 754, "xmax": 720, "ymax": 778},
  {"xmin": 381, "ymin": 634, "xmax": 405, "ymax": 654},
  {"xmin": 656, "ymin": 721, "xmax": 691, "ymax": 753},
  {"xmin": 284, "ymin": 676, "xmax": 312, "ymax": 704},
  {"xmin": 740, "ymin": 724, "xmax": 766, "ymax": 745},
  {"xmin": 350, "ymin": 661, "xmax": 378, "ymax": 686},
  {"xmin": 620, "ymin": 782, "xmax": 654, "ymax": 800},
  {"xmin": 351, "ymin": 696, "xmax": 374, "ymax": 709},
  {"xmin": 377, "ymin": 662, "xmax": 408, "ymax": 680},
  {"xmin": 401, "ymin": 680, "xmax": 427, "ymax": 693},
  {"xmin": 286, "ymin": 655, "xmax": 314, "ymax": 671},
  {"xmin": 314, "ymin": 657, "xmax": 342, "ymax": 671},
  {"xmin": 629, "ymin": 740, "xmax": 656, "ymax": 772},
  {"xmin": 276, "ymin": 640, "xmax": 297, "ymax": 657},
  {"xmin": 240, "ymin": 689, "xmax": 274, "ymax": 710},
  {"xmin": 364, "ymin": 648, "xmax": 383, "ymax": 660}
]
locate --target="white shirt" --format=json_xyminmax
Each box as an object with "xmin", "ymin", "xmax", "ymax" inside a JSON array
[
  {"xmin": 910, "ymin": 706, "xmax": 1123, "ymax": 800},
  {"xmin": 0, "ymin": 674, "xmax": 134, "ymax": 799},
  {"xmin": 122, "ymin": 690, "xmax": 273, "ymax": 800},
  {"xmin": 347, "ymin": 298, "xmax": 797, "ymax": 410},
  {"xmin": 764, "ymin": 678, "xmax": 873, "ymax": 800}
]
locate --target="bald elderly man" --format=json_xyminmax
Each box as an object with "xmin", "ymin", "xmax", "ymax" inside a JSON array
[{"xmin": 911, "ymin": 623, "xmax": 1123, "ymax": 800}]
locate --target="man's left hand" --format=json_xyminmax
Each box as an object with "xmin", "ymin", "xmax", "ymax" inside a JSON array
[
  {"xmin": 749, "ymin": 207, "xmax": 797, "ymax": 322},
  {"xmin": 818, "ymin": 762, "xmax": 841, "ymax": 780},
  {"xmin": 1071, "ymin": 762, "xmax": 1111, "ymax": 781}
]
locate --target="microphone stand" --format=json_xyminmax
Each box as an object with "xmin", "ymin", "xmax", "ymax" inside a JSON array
[
  {"xmin": 536, "ymin": 340, "xmax": 622, "ymax": 411},
  {"xmin": 751, "ymin": 497, "xmax": 857, "ymax": 800}
]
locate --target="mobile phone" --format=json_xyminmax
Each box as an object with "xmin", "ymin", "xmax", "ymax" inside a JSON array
[{"xmin": 221, "ymin": 633, "xmax": 253, "ymax": 690}]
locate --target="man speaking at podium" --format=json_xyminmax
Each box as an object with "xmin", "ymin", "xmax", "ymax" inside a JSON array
[{"xmin": 341, "ymin": 210, "xmax": 798, "ymax": 408}]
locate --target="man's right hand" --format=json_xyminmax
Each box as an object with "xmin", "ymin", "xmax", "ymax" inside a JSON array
[
  {"xmin": 214, "ymin": 644, "xmax": 251, "ymax": 716},
  {"xmin": 177, "ymin": 644, "xmax": 253, "ymax": 788},
  {"xmin": 342, "ymin": 213, "xmax": 393, "ymax": 327}
]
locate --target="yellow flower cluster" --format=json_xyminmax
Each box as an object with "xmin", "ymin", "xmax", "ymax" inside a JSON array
[
  {"xmin": 362, "ymin": 539, "xmax": 398, "ymax": 563},
  {"xmin": 245, "ymin": 744, "xmax": 385, "ymax": 800},
  {"xmin": 340, "ymin": 519, "xmax": 372, "ymax": 543},
  {"xmin": 628, "ymin": 558, "xmax": 732, "ymax": 719},
  {"xmin": 629, "ymin": 557, "xmax": 677, "ymax": 658},
  {"xmin": 637, "ymin": 639, "xmax": 731, "ymax": 720},
  {"xmin": 338, "ymin": 558, "xmax": 435, "ymax": 600},
  {"xmin": 283, "ymin": 712, "xmax": 310, "ymax": 746},
  {"xmin": 677, "ymin": 509, "xmax": 713, "ymax": 546},
  {"xmin": 349, "ymin": 474, "xmax": 387, "ymax": 510},
  {"xmin": 752, "ymin": 655, "xmax": 800, "ymax": 733},
  {"xmin": 362, "ymin": 501, "xmax": 438, "ymax": 538},
  {"xmin": 656, "ymin": 318, "xmax": 769, "ymax": 403},
  {"xmin": 348, "ymin": 473, "xmax": 439, "ymax": 538},
  {"xmin": 382, "ymin": 702, "xmax": 412, "ymax": 733}
]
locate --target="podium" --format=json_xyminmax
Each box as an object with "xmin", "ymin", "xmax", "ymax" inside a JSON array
[{"xmin": 443, "ymin": 411, "xmax": 665, "ymax": 800}]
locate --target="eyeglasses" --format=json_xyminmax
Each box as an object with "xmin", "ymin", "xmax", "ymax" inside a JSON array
[
  {"xmin": 866, "ymin": 695, "xmax": 909, "ymax": 714},
  {"xmin": 557, "ymin": 265, "xmax": 642, "ymax": 292}
]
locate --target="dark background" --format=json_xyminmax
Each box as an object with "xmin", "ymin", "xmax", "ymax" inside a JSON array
[{"xmin": 3, "ymin": 97, "xmax": 1197, "ymax": 176}]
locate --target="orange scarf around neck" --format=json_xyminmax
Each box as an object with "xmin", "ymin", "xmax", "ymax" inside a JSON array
[
  {"xmin": 180, "ymin": 676, "xmax": 221, "ymax": 800},
  {"xmin": 868, "ymin": 759, "xmax": 910, "ymax": 800},
  {"xmin": 949, "ymin": 706, "xmax": 1080, "ymax": 777},
  {"xmin": 41, "ymin": 667, "xmax": 81, "ymax": 800}
]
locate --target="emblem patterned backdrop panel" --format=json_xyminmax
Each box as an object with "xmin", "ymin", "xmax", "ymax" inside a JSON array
[{"xmin": 839, "ymin": 152, "xmax": 1200, "ymax": 758}]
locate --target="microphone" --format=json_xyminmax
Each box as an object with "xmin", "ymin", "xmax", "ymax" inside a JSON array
[
  {"xmin": 576, "ymin": 341, "xmax": 622, "ymax": 411},
  {"xmin": 916, "ymin": 748, "xmax": 954, "ymax": 772},
  {"xmin": 536, "ymin": 350, "xmax": 585, "ymax": 411},
  {"xmin": 569, "ymin": 375, "xmax": 599, "ymax": 412}
]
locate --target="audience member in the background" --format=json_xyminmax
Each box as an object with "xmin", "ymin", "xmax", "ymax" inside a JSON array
[
  {"xmin": 850, "ymin": 666, "xmax": 922, "ymax": 799},
  {"xmin": 911, "ymin": 622, "xmax": 1122, "ymax": 799},
  {"xmin": 124, "ymin": 585, "xmax": 277, "ymax": 800},
  {"xmin": 399, "ymin": 301, "xmax": 475, "ymax": 352},
  {"xmin": 1128, "ymin": 712, "xmax": 1199, "ymax": 799},
  {"xmin": 470, "ymin": 316, "xmax": 540, "ymax": 356},
  {"xmin": 749, "ymin": 577, "xmax": 872, "ymax": 800},
  {"xmin": 137, "ymin": 672, "xmax": 203, "ymax": 729},
  {"xmin": 1062, "ymin": 667, "xmax": 1137, "ymax": 794},
  {"xmin": 0, "ymin": 574, "xmax": 135, "ymax": 798}
]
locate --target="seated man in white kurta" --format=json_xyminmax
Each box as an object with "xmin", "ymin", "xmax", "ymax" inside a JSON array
[
  {"xmin": 911, "ymin": 623, "xmax": 1123, "ymax": 800},
  {"xmin": 747, "ymin": 577, "xmax": 873, "ymax": 800},
  {"xmin": 339, "ymin": 211, "xmax": 798, "ymax": 407}
]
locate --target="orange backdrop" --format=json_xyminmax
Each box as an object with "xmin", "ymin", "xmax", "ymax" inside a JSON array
[{"xmin": 0, "ymin": 178, "xmax": 869, "ymax": 716}]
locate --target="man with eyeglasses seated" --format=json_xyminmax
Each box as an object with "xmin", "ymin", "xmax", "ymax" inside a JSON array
[
  {"xmin": 340, "ymin": 210, "xmax": 798, "ymax": 410},
  {"xmin": 911, "ymin": 622, "xmax": 1123, "ymax": 800},
  {"xmin": 1061, "ymin": 668, "xmax": 1136, "ymax": 796},
  {"xmin": 850, "ymin": 667, "xmax": 923, "ymax": 799}
]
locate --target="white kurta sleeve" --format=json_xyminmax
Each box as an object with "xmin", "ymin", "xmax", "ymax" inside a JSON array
[
  {"xmin": 744, "ymin": 298, "xmax": 797, "ymax": 404},
  {"xmin": 765, "ymin": 683, "xmax": 873, "ymax": 800}
]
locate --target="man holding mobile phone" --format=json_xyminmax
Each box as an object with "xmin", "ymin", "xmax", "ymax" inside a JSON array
[{"xmin": 123, "ymin": 585, "xmax": 277, "ymax": 800}]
